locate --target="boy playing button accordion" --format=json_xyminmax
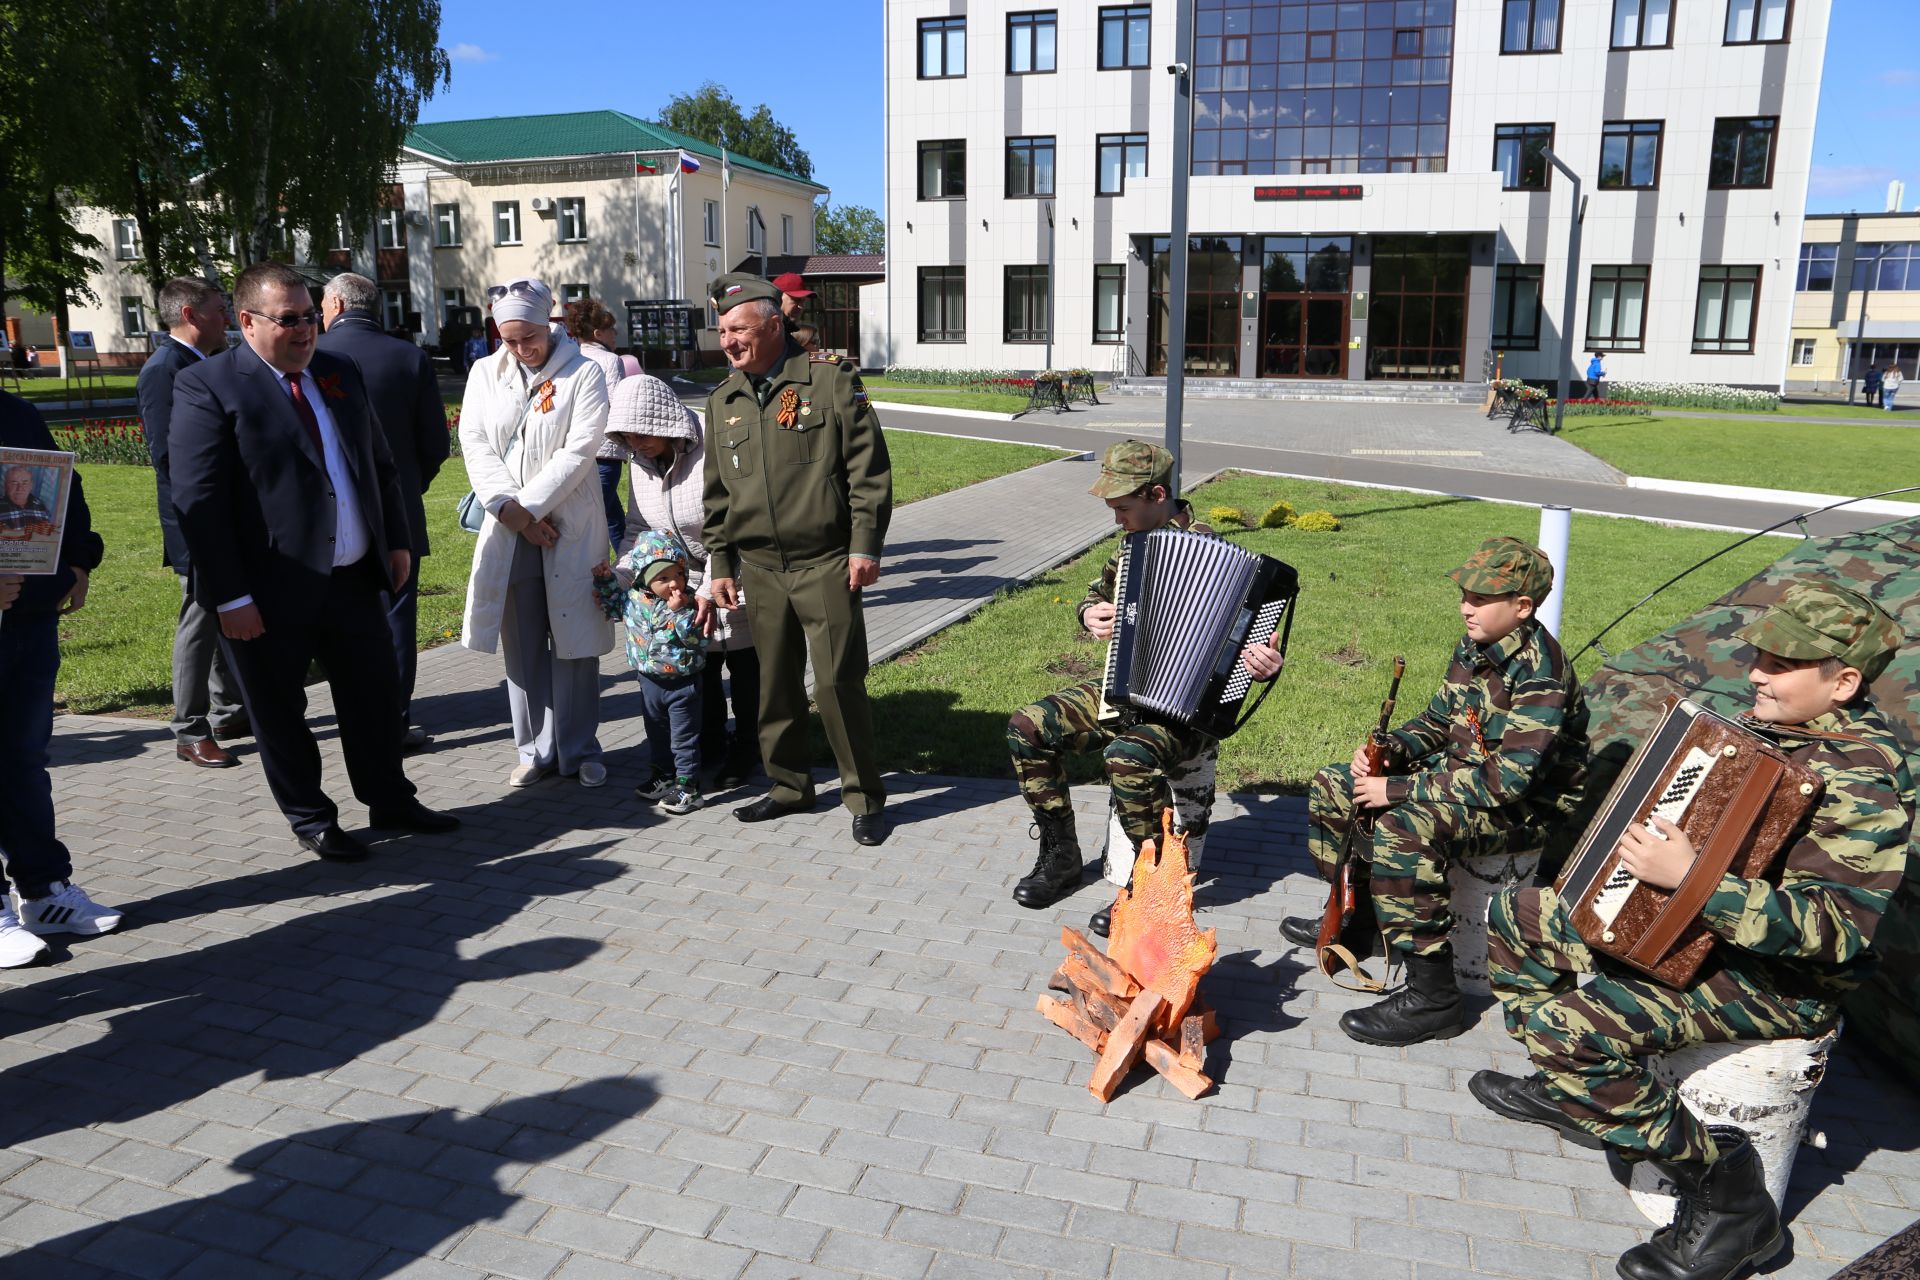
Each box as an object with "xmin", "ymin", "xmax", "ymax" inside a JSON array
[{"xmin": 1472, "ymin": 581, "xmax": 1912, "ymax": 1280}]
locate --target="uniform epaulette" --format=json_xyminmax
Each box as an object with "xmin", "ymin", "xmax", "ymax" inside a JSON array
[{"xmin": 809, "ymin": 351, "xmax": 850, "ymax": 365}]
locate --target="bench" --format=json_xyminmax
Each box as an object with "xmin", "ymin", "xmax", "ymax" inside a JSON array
[{"xmin": 1102, "ymin": 742, "xmax": 1221, "ymax": 886}]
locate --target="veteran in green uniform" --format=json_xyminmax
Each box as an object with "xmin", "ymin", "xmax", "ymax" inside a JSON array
[{"xmin": 701, "ymin": 274, "xmax": 894, "ymax": 845}]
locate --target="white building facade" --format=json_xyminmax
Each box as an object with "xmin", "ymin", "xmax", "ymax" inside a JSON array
[{"xmin": 882, "ymin": 0, "xmax": 1828, "ymax": 388}]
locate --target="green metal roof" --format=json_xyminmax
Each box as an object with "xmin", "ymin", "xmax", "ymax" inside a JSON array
[{"xmin": 403, "ymin": 110, "xmax": 822, "ymax": 189}]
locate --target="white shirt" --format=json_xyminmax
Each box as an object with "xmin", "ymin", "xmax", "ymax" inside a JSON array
[{"xmin": 217, "ymin": 347, "xmax": 373, "ymax": 612}]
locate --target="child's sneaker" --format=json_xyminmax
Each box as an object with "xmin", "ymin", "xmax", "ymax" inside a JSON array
[
  {"xmin": 635, "ymin": 771, "xmax": 674, "ymax": 802},
  {"xmin": 0, "ymin": 909, "xmax": 49, "ymax": 968},
  {"xmin": 657, "ymin": 778, "xmax": 703, "ymax": 815},
  {"xmin": 17, "ymin": 881, "xmax": 122, "ymax": 937}
]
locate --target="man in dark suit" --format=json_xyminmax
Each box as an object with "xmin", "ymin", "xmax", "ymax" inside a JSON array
[
  {"xmin": 169, "ymin": 261, "xmax": 458, "ymax": 862},
  {"xmin": 318, "ymin": 272, "xmax": 450, "ymax": 753},
  {"xmin": 139, "ymin": 277, "xmax": 246, "ymax": 769}
]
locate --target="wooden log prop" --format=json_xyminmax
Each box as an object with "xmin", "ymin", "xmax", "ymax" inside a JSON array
[{"xmin": 1036, "ymin": 808, "xmax": 1220, "ymax": 1101}]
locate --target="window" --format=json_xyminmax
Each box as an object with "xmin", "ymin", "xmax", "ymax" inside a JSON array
[
  {"xmin": 1693, "ymin": 266, "xmax": 1761, "ymax": 354},
  {"xmin": 1599, "ymin": 121, "xmax": 1662, "ymax": 190},
  {"xmin": 1492, "ymin": 265, "xmax": 1543, "ymax": 350},
  {"xmin": 121, "ymin": 296, "xmax": 147, "ymax": 335},
  {"xmin": 1709, "ymin": 117, "xmax": 1777, "ymax": 189},
  {"xmin": 1797, "ymin": 243, "xmax": 1837, "ymax": 292},
  {"xmin": 919, "ymin": 139, "xmax": 966, "ymax": 200},
  {"xmin": 557, "ymin": 197, "xmax": 586, "ymax": 242},
  {"xmin": 1097, "ymin": 132, "xmax": 1149, "ymax": 195},
  {"xmin": 1611, "ymin": 0, "xmax": 1672, "ymax": 47},
  {"xmin": 746, "ymin": 208, "xmax": 765, "ymax": 254},
  {"xmin": 1852, "ymin": 243, "xmax": 1920, "ymax": 291},
  {"xmin": 112, "ymin": 219, "xmax": 139, "ymax": 260},
  {"xmin": 560, "ymin": 283, "xmax": 590, "ymax": 305},
  {"xmin": 1093, "ymin": 264, "xmax": 1125, "ymax": 344},
  {"xmin": 1393, "ymin": 28, "xmax": 1423, "ymax": 56},
  {"xmin": 1099, "ymin": 5, "xmax": 1151, "ymax": 69},
  {"xmin": 330, "ymin": 214, "xmax": 353, "ymax": 252},
  {"xmin": 1494, "ymin": 124, "xmax": 1553, "ymax": 191},
  {"xmin": 703, "ymin": 200, "xmax": 719, "ymax": 246},
  {"xmin": 440, "ymin": 288, "xmax": 466, "ymax": 324},
  {"xmin": 919, "ymin": 16, "xmax": 965, "ymax": 78},
  {"xmin": 493, "ymin": 201, "xmax": 521, "ymax": 245},
  {"xmin": 381, "ymin": 287, "xmax": 408, "ymax": 333},
  {"xmin": 268, "ymin": 219, "xmax": 290, "ymax": 255},
  {"xmin": 918, "ymin": 266, "xmax": 965, "ymax": 343},
  {"xmin": 432, "ymin": 204, "xmax": 460, "ymax": 247},
  {"xmin": 1792, "ymin": 338, "xmax": 1816, "ymax": 366},
  {"xmin": 376, "ymin": 208, "xmax": 404, "ymax": 250},
  {"xmin": 1726, "ymin": 0, "xmax": 1790, "ymax": 43},
  {"xmin": 1008, "ymin": 11, "xmax": 1057, "ymax": 74},
  {"xmin": 1006, "ymin": 136, "xmax": 1056, "ymax": 198},
  {"xmin": 1589, "ymin": 265, "xmax": 1650, "ymax": 351},
  {"xmin": 1004, "ymin": 266, "xmax": 1050, "ymax": 343},
  {"xmin": 1502, "ymin": 0, "xmax": 1561, "ymax": 52},
  {"xmin": 781, "ymin": 214, "xmax": 794, "ymax": 255}
]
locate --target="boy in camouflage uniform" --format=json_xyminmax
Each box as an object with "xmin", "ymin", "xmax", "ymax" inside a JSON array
[
  {"xmin": 1006, "ymin": 441, "xmax": 1282, "ymax": 937},
  {"xmin": 1472, "ymin": 581, "xmax": 1912, "ymax": 1280},
  {"xmin": 1282, "ymin": 536, "xmax": 1589, "ymax": 1046}
]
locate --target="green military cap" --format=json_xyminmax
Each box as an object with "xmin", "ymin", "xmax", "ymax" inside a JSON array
[
  {"xmin": 1734, "ymin": 580, "xmax": 1904, "ymax": 681},
  {"xmin": 1446, "ymin": 535, "xmax": 1554, "ymax": 601},
  {"xmin": 1089, "ymin": 439, "xmax": 1175, "ymax": 498},
  {"xmin": 709, "ymin": 272, "xmax": 781, "ymax": 315}
]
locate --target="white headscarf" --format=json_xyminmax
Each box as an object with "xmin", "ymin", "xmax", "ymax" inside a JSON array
[{"xmin": 490, "ymin": 278, "xmax": 552, "ymax": 328}]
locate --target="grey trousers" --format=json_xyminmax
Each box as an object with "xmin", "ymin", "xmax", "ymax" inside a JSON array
[
  {"xmin": 172, "ymin": 574, "xmax": 244, "ymax": 743},
  {"xmin": 501, "ymin": 537, "xmax": 602, "ymax": 774}
]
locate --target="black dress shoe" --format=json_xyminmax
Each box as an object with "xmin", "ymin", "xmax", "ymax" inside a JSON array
[
  {"xmin": 851, "ymin": 813, "xmax": 886, "ymax": 846},
  {"xmin": 1280, "ymin": 916, "xmax": 1320, "ymax": 948},
  {"xmin": 367, "ymin": 803, "xmax": 461, "ymax": 834},
  {"xmin": 400, "ymin": 726, "xmax": 432, "ymax": 754},
  {"xmin": 1088, "ymin": 904, "xmax": 1112, "ymax": 938},
  {"xmin": 297, "ymin": 826, "xmax": 370, "ymax": 862},
  {"xmin": 733, "ymin": 794, "xmax": 816, "ymax": 823},
  {"xmin": 1468, "ymin": 1070, "xmax": 1605, "ymax": 1150}
]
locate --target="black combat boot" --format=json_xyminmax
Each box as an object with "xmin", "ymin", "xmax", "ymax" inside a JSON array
[
  {"xmin": 1012, "ymin": 809, "xmax": 1083, "ymax": 909},
  {"xmin": 1616, "ymin": 1127, "xmax": 1782, "ymax": 1280},
  {"xmin": 1088, "ymin": 901, "xmax": 1114, "ymax": 938},
  {"xmin": 1338, "ymin": 947, "xmax": 1465, "ymax": 1046},
  {"xmin": 1281, "ymin": 899, "xmax": 1378, "ymax": 959}
]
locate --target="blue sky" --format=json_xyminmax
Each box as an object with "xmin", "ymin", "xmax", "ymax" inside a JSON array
[{"xmin": 424, "ymin": 0, "xmax": 1905, "ymax": 218}]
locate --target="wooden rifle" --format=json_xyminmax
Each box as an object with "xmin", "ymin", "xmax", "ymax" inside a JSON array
[{"xmin": 1316, "ymin": 655, "xmax": 1405, "ymax": 991}]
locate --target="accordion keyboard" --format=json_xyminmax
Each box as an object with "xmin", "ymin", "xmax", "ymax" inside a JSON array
[
  {"xmin": 1590, "ymin": 747, "xmax": 1718, "ymax": 929},
  {"xmin": 1218, "ymin": 598, "xmax": 1291, "ymax": 706}
]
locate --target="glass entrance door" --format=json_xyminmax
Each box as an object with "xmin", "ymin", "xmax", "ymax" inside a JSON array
[{"xmin": 1261, "ymin": 294, "xmax": 1348, "ymax": 377}]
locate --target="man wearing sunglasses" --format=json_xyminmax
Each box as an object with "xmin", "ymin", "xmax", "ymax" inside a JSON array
[{"xmin": 169, "ymin": 261, "xmax": 459, "ymax": 863}]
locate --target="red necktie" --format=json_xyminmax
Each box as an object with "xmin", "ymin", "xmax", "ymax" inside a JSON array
[{"xmin": 285, "ymin": 372, "xmax": 326, "ymax": 457}]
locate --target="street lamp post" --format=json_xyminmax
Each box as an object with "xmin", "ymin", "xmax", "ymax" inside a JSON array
[
  {"xmin": 1045, "ymin": 201, "xmax": 1056, "ymax": 371},
  {"xmin": 1163, "ymin": 2, "xmax": 1196, "ymax": 491},
  {"xmin": 1538, "ymin": 146, "xmax": 1585, "ymax": 436}
]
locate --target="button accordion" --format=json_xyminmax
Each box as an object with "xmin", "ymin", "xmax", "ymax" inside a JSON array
[
  {"xmin": 1096, "ymin": 528, "xmax": 1300, "ymax": 740},
  {"xmin": 1556, "ymin": 698, "xmax": 1824, "ymax": 988}
]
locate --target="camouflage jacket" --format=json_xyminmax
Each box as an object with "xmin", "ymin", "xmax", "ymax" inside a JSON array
[
  {"xmin": 1701, "ymin": 702, "xmax": 1915, "ymax": 995},
  {"xmin": 1384, "ymin": 619, "xmax": 1590, "ymax": 816},
  {"xmin": 1077, "ymin": 501, "xmax": 1212, "ymax": 628}
]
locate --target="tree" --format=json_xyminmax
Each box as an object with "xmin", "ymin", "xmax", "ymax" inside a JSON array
[
  {"xmin": 658, "ymin": 82, "xmax": 813, "ymax": 180},
  {"xmin": 815, "ymin": 205, "xmax": 883, "ymax": 256}
]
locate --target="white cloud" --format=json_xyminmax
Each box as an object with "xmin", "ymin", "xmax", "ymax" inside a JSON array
[
  {"xmin": 1878, "ymin": 68, "xmax": 1920, "ymax": 85},
  {"xmin": 1808, "ymin": 164, "xmax": 1901, "ymax": 198},
  {"xmin": 447, "ymin": 42, "xmax": 497, "ymax": 63}
]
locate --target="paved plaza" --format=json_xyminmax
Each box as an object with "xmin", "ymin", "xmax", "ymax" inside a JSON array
[{"xmin": 3, "ymin": 428, "xmax": 1915, "ymax": 1280}]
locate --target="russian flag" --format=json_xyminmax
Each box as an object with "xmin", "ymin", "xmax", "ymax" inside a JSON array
[{"xmin": 678, "ymin": 151, "xmax": 702, "ymax": 174}]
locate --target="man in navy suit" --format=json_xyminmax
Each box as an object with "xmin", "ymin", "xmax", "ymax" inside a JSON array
[
  {"xmin": 169, "ymin": 261, "xmax": 458, "ymax": 862},
  {"xmin": 318, "ymin": 272, "xmax": 450, "ymax": 753},
  {"xmin": 139, "ymin": 277, "xmax": 246, "ymax": 769}
]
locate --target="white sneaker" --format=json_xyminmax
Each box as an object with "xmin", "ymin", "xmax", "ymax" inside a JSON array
[
  {"xmin": 0, "ymin": 909, "xmax": 49, "ymax": 968},
  {"xmin": 509, "ymin": 763, "xmax": 552, "ymax": 788},
  {"xmin": 578, "ymin": 761, "xmax": 607, "ymax": 788},
  {"xmin": 17, "ymin": 882, "xmax": 123, "ymax": 937}
]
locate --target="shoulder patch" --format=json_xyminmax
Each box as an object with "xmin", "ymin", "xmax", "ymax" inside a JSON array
[{"xmin": 809, "ymin": 351, "xmax": 848, "ymax": 365}]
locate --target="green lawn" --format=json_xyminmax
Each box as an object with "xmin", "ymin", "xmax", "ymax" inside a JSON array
[
  {"xmin": 51, "ymin": 429, "xmax": 1062, "ymax": 716},
  {"xmin": 846, "ymin": 473, "xmax": 1787, "ymax": 793},
  {"xmin": 12, "ymin": 373, "xmax": 140, "ymax": 403},
  {"xmin": 1721, "ymin": 401, "xmax": 1908, "ymax": 422},
  {"xmin": 1561, "ymin": 413, "xmax": 1920, "ymax": 495}
]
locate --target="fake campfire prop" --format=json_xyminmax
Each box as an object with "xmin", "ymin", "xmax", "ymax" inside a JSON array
[{"xmin": 1037, "ymin": 809, "xmax": 1220, "ymax": 1100}]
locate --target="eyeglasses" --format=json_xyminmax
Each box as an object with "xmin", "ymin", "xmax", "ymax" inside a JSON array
[
  {"xmin": 486, "ymin": 280, "xmax": 547, "ymax": 303},
  {"xmin": 245, "ymin": 309, "xmax": 321, "ymax": 330}
]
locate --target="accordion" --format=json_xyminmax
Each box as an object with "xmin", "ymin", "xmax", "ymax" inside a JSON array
[
  {"xmin": 1097, "ymin": 528, "xmax": 1299, "ymax": 740},
  {"xmin": 1556, "ymin": 698, "xmax": 1823, "ymax": 988}
]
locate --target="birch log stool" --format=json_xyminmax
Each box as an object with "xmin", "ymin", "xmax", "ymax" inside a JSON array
[
  {"xmin": 1102, "ymin": 743, "xmax": 1219, "ymax": 889},
  {"xmin": 1627, "ymin": 1025, "xmax": 1842, "ymax": 1223},
  {"xmin": 1447, "ymin": 845, "xmax": 1542, "ymax": 995}
]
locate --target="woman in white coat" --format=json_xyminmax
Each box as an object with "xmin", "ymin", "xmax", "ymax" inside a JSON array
[{"xmin": 460, "ymin": 278, "xmax": 615, "ymax": 788}]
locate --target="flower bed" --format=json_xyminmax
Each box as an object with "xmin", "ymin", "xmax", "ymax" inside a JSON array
[
  {"xmin": 51, "ymin": 419, "xmax": 151, "ymax": 466},
  {"xmin": 883, "ymin": 366, "xmax": 1020, "ymax": 387},
  {"xmin": 1560, "ymin": 398, "xmax": 1654, "ymax": 418},
  {"xmin": 1606, "ymin": 380, "xmax": 1780, "ymax": 412}
]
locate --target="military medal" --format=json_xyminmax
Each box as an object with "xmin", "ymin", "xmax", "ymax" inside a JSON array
[
  {"xmin": 776, "ymin": 387, "xmax": 800, "ymax": 428},
  {"xmin": 726, "ymin": 415, "xmax": 742, "ymax": 426},
  {"xmin": 800, "ymin": 399, "xmax": 812, "ymax": 418}
]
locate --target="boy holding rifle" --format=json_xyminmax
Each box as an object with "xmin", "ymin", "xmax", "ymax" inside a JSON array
[{"xmin": 1282, "ymin": 535, "xmax": 1589, "ymax": 1046}]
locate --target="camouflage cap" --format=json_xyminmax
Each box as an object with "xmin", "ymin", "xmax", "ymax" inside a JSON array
[
  {"xmin": 1446, "ymin": 536, "xmax": 1554, "ymax": 601},
  {"xmin": 1734, "ymin": 580, "xmax": 1904, "ymax": 681},
  {"xmin": 709, "ymin": 273, "xmax": 781, "ymax": 316},
  {"xmin": 1089, "ymin": 439, "xmax": 1175, "ymax": 499}
]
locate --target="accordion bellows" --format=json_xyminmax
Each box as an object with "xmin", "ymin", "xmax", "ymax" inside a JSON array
[{"xmin": 1099, "ymin": 529, "xmax": 1299, "ymax": 740}]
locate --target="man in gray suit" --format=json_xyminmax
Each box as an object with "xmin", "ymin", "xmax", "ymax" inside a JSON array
[{"xmin": 138, "ymin": 277, "xmax": 245, "ymax": 768}]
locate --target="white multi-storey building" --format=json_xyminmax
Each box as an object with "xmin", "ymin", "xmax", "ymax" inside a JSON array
[{"xmin": 882, "ymin": 0, "xmax": 1827, "ymax": 388}]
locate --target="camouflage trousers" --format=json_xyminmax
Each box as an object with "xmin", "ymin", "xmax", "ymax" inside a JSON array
[
  {"xmin": 1006, "ymin": 680, "xmax": 1210, "ymax": 850},
  {"xmin": 1487, "ymin": 884, "xmax": 1837, "ymax": 1164},
  {"xmin": 1306, "ymin": 763, "xmax": 1535, "ymax": 959}
]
